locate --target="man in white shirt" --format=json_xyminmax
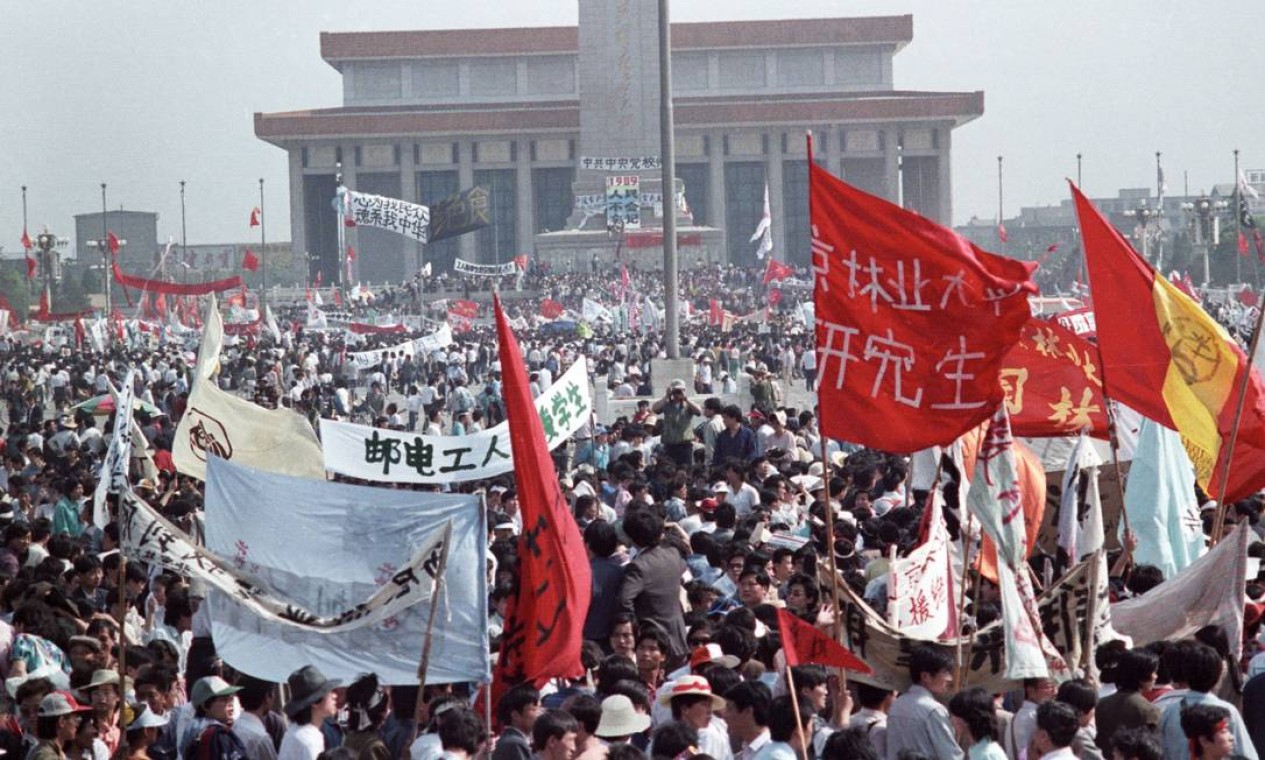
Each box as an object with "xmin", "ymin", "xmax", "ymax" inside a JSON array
[
  {"xmin": 725, "ymin": 682, "xmax": 771, "ymax": 760},
  {"xmin": 233, "ymin": 677, "xmax": 279, "ymax": 760},
  {"xmin": 278, "ymin": 665, "xmax": 342, "ymax": 760}
]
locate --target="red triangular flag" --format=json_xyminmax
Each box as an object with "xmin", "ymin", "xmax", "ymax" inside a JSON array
[
  {"xmin": 998, "ymin": 222, "xmax": 1009, "ymax": 243},
  {"xmin": 489, "ymin": 293, "xmax": 591, "ymax": 696},
  {"xmin": 249, "ymin": 207, "xmax": 261, "ymax": 227},
  {"xmin": 20, "ymin": 228, "xmax": 31, "ymax": 251},
  {"xmin": 242, "ymin": 249, "xmax": 260, "ymax": 272},
  {"xmin": 1240, "ymin": 231, "xmax": 1250, "ymax": 256},
  {"xmin": 106, "ymin": 231, "xmax": 120, "ymax": 255},
  {"xmin": 540, "ymin": 299, "xmax": 564, "ymax": 320},
  {"xmin": 25, "ymin": 256, "xmax": 36, "ymax": 280},
  {"xmin": 513, "ymin": 255, "xmax": 529, "ymax": 272},
  {"xmin": 776, "ymin": 608, "xmax": 872, "ymax": 673}
]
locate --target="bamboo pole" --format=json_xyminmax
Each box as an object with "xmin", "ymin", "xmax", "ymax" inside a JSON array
[
  {"xmin": 410, "ymin": 525, "xmax": 453, "ymax": 743},
  {"xmin": 783, "ymin": 663, "xmax": 812, "ymax": 760}
]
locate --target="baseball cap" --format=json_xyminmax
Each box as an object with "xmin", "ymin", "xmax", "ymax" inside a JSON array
[
  {"xmin": 38, "ymin": 691, "xmax": 91, "ymax": 718},
  {"xmin": 191, "ymin": 676, "xmax": 242, "ymax": 709}
]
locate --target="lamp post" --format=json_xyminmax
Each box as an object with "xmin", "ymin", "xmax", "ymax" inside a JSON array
[
  {"xmin": 1123, "ymin": 198, "xmax": 1162, "ymax": 268},
  {"xmin": 1181, "ymin": 195, "xmax": 1229, "ymax": 286},
  {"xmin": 33, "ymin": 230, "xmax": 68, "ymax": 317},
  {"xmin": 179, "ymin": 181, "xmax": 187, "ymax": 283}
]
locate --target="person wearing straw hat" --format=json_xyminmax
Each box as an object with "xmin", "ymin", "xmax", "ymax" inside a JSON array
[
  {"xmin": 658, "ymin": 675, "xmax": 731, "ymax": 760},
  {"xmin": 278, "ymin": 666, "xmax": 341, "ymax": 760},
  {"xmin": 593, "ymin": 695, "xmax": 651, "ymax": 747},
  {"xmin": 80, "ymin": 669, "xmax": 122, "ymax": 756},
  {"xmin": 28, "ymin": 691, "xmax": 92, "ymax": 760}
]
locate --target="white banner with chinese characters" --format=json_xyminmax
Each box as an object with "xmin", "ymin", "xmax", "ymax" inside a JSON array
[
  {"xmin": 579, "ymin": 155, "xmax": 661, "ymax": 171},
  {"xmin": 453, "ymin": 259, "xmax": 518, "ymax": 277},
  {"xmin": 348, "ymin": 337, "xmax": 416, "ymax": 371},
  {"xmin": 887, "ymin": 491, "xmax": 955, "ymax": 639},
  {"xmin": 605, "ymin": 175, "xmax": 641, "ymax": 229},
  {"xmin": 202, "ymin": 457, "xmax": 488, "ymax": 684},
  {"xmin": 348, "ymin": 191, "xmax": 430, "ymax": 243},
  {"xmin": 121, "ymin": 488, "xmax": 450, "ymax": 634},
  {"xmin": 318, "ymin": 358, "xmax": 590, "ymax": 484}
]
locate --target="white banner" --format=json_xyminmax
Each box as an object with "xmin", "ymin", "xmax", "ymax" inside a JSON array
[
  {"xmin": 888, "ymin": 491, "xmax": 955, "ymax": 639},
  {"xmin": 582, "ymin": 298, "xmax": 613, "ymax": 324},
  {"xmin": 203, "ymin": 457, "xmax": 488, "ymax": 684},
  {"xmin": 453, "ymin": 259, "xmax": 518, "ymax": 277},
  {"xmin": 121, "ymin": 488, "xmax": 450, "ymax": 633},
  {"xmin": 348, "ymin": 191, "xmax": 430, "ymax": 243},
  {"xmin": 349, "ymin": 338, "xmax": 415, "ymax": 372},
  {"xmin": 415, "ymin": 322, "xmax": 453, "ymax": 353},
  {"xmin": 579, "ymin": 155, "xmax": 661, "ymax": 171},
  {"xmin": 93, "ymin": 369, "xmax": 138, "ymax": 529},
  {"xmin": 320, "ymin": 358, "xmax": 590, "ymax": 484},
  {"xmin": 173, "ymin": 296, "xmax": 326, "ymax": 481}
]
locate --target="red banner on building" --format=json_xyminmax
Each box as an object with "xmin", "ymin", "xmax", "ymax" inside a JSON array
[{"xmin": 810, "ymin": 147, "xmax": 1036, "ymax": 453}]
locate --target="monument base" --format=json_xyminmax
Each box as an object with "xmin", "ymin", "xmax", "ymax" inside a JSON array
[{"xmin": 532, "ymin": 226, "xmax": 723, "ymax": 273}]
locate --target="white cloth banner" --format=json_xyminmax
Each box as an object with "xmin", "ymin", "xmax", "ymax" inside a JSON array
[
  {"xmin": 1112, "ymin": 521, "xmax": 1249, "ymax": 661},
  {"xmin": 173, "ymin": 296, "xmax": 326, "ymax": 481},
  {"xmin": 1057, "ymin": 433, "xmax": 1105, "ymax": 563},
  {"xmin": 453, "ymin": 259, "xmax": 517, "ymax": 277},
  {"xmin": 582, "ymin": 298, "xmax": 613, "ymax": 324},
  {"xmin": 349, "ymin": 338, "xmax": 415, "ymax": 371},
  {"xmin": 888, "ymin": 491, "xmax": 955, "ymax": 639},
  {"xmin": 93, "ymin": 369, "xmax": 138, "ymax": 529},
  {"xmin": 121, "ymin": 488, "xmax": 450, "ymax": 633},
  {"xmin": 348, "ymin": 191, "xmax": 430, "ymax": 243},
  {"xmin": 414, "ymin": 322, "xmax": 453, "ymax": 353},
  {"xmin": 320, "ymin": 358, "xmax": 589, "ymax": 484},
  {"xmin": 203, "ymin": 457, "xmax": 488, "ymax": 684}
]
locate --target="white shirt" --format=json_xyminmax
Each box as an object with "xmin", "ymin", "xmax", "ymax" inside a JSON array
[
  {"xmin": 277, "ymin": 723, "xmax": 325, "ymax": 760},
  {"xmin": 737, "ymin": 730, "xmax": 770, "ymax": 760},
  {"xmin": 234, "ymin": 711, "xmax": 279, "ymax": 760},
  {"xmin": 409, "ymin": 732, "xmax": 442, "ymax": 760}
]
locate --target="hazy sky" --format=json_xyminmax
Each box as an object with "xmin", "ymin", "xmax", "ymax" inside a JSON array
[{"xmin": 2, "ymin": 0, "xmax": 1260, "ymax": 255}]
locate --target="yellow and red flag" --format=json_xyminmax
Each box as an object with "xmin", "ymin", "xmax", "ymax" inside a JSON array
[{"xmin": 1073, "ymin": 182, "xmax": 1265, "ymax": 502}]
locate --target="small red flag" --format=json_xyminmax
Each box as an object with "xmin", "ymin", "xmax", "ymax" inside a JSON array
[
  {"xmin": 540, "ymin": 299, "xmax": 564, "ymax": 320},
  {"xmin": 763, "ymin": 258, "xmax": 794, "ymax": 285},
  {"xmin": 451, "ymin": 299, "xmax": 479, "ymax": 319},
  {"xmin": 998, "ymin": 222, "xmax": 1009, "ymax": 243},
  {"xmin": 332, "ymin": 289, "xmax": 342, "ymax": 306},
  {"xmin": 620, "ymin": 264, "xmax": 630, "ymax": 294},
  {"xmin": 106, "ymin": 231, "xmax": 120, "ymax": 255},
  {"xmin": 1238, "ymin": 287, "xmax": 1259, "ymax": 308},
  {"xmin": 490, "ymin": 293, "xmax": 591, "ymax": 694},
  {"xmin": 709, "ymin": 299, "xmax": 723, "ymax": 327},
  {"xmin": 775, "ymin": 608, "xmax": 871, "ymax": 673},
  {"xmin": 1240, "ymin": 231, "xmax": 1251, "ymax": 256},
  {"xmin": 513, "ymin": 255, "xmax": 529, "ymax": 272},
  {"xmin": 315, "ymin": 270, "xmax": 323, "ymax": 287},
  {"xmin": 25, "ymin": 257, "xmax": 36, "ymax": 280},
  {"xmin": 767, "ymin": 288, "xmax": 783, "ymax": 307},
  {"xmin": 20, "ymin": 228, "xmax": 31, "ymax": 251},
  {"xmin": 242, "ymin": 249, "xmax": 260, "ymax": 272},
  {"xmin": 249, "ymin": 207, "xmax": 261, "ymax": 227},
  {"xmin": 1046, "ymin": 243, "xmax": 1060, "ymax": 253},
  {"xmin": 347, "ymin": 246, "xmax": 356, "ymax": 261}
]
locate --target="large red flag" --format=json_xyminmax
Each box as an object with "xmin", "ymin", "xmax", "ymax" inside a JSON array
[
  {"xmin": 775, "ymin": 608, "xmax": 872, "ymax": 673},
  {"xmin": 490, "ymin": 294, "xmax": 591, "ymax": 691},
  {"xmin": 1072, "ymin": 181, "xmax": 1265, "ymax": 502},
  {"xmin": 810, "ymin": 146, "xmax": 1036, "ymax": 453},
  {"xmin": 1000, "ymin": 317, "xmax": 1109, "ymax": 439},
  {"xmin": 763, "ymin": 258, "xmax": 794, "ymax": 285}
]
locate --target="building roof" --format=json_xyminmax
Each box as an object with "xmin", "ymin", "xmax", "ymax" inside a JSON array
[
  {"xmin": 254, "ymin": 90, "xmax": 982, "ymax": 144},
  {"xmin": 319, "ymin": 16, "xmax": 913, "ymax": 66}
]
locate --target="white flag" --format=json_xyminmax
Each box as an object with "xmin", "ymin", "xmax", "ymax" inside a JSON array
[
  {"xmin": 887, "ymin": 491, "xmax": 955, "ymax": 639},
  {"xmin": 173, "ymin": 295, "xmax": 326, "ymax": 481},
  {"xmin": 1057, "ymin": 433, "xmax": 1104, "ymax": 563},
  {"xmin": 93, "ymin": 369, "xmax": 138, "ymax": 529},
  {"xmin": 750, "ymin": 183, "xmax": 773, "ymax": 259},
  {"xmin": 1240, "ymin": 169, "xmax": 1260, "ymax": 200}
]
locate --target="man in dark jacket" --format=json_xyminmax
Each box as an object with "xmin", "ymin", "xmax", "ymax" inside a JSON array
[
  {"xmin": 582, "ymin": 521, "xmax": 625, "ymax": 643},
  {"xmin": 617, "ymin": 508, "xmax": 688, "ymax": 660}
]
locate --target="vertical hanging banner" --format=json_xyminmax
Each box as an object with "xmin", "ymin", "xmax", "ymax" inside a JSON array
[
  {"xmin": 347, "ymin": 191, "xmax": 431, "ymax": 243},
  {"xmin": 606, "ymin": 175, "xmax": 641, "ymax": 230},
  {"xmin": 810, "ymin": 146, "xmax": 1037, "ymax": 453},
  {"xmin": 428, "ymin": 186, "xmax": 491, "ymax": 243}
]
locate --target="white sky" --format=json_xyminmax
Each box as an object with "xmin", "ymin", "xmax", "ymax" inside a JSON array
[{"xmin": 1, "ymin": 0, "xmax": 1259, "ymax": 250}]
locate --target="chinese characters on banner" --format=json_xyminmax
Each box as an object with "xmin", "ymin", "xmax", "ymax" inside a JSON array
[
  {"xmin": 1055, "ymin": 307, "xmax": 1097, "ymax": 338},
  {"xmin": 428, "ymin": 186, "xmax": 491, "ymax": 244},
  {"xmin": 810, "ymin": 157, "xmax": 1036, "ymax": 453},
  {"xmin": 605, "ymin": 175, "xmax": 641, "ymax": 230},
  {"xmin": 887, "ymin": 492, "xmax": 955, "ymax": 639},
  {"xmin": 348, "ymin": 191, "xmax": 431, "ymax": 243},
  {"xmin": 452, "ymin": 259, "xmax": 519, "ymax": 277},
  {"xmin": 121, "ymin": 489, "xmax": 452, "ymax": 633},
  {"xmin": 579, "ymin": 156, "xmax": 661, "ymax": 171},
  {"xmin": 1000, "ymin": 317, "xmax": 1108, "ymax": 438},
  {"xmin": 318, "ymin": 358, "xmax": 590, "ymax": 485}
]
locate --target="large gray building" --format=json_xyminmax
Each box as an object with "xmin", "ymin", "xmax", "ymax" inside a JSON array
[{"xmin": 255, "ymin": 7, "xmax": 983, "ymax": 284}]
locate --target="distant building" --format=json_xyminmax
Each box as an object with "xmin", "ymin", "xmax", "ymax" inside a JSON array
[
  {"xmin": 255, "ymin": 7, "xmax": 984, "ymax": 284},
  {"xmin": 73, "ymin": 210, "xmax": 159, "ymax": 268}
]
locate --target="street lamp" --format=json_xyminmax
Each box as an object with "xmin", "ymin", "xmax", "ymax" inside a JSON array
[
  {"xmin": 33, "ymin": 230, "xmax": 69, "ymax": 316},
  {"xmin": 1123, "ymin": 199, "xmax": 1163, "ymax": 267},
  {"xmin": 1181, "ymin": 195, "xmax": 1229, "ymax": 286},
  {"xmin": 85, "ymin": 236, "xmax": 125, "ymax": 312}
]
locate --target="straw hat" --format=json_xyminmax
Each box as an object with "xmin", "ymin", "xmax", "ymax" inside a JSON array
[
  {"xmin": 656, "ymin": 675, "xmax": 725, "ymax": 709},
  {"xmin": 594, "ymin": 695, "xmax": 651, "ymax": 738}
]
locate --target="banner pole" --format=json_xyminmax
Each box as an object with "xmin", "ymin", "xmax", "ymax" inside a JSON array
[
  {"xmin": 1102, "ymin": 402, "xmax": 1133, "ymax": 558},
  {"xmin": 411, "ymin": 524, "xmax": 453, "ymax": 743},
  {"xmin": 1212, "ymin": 293, "xmax": 1265, "ymax": 544},
  {"xmin": 115, "ymin": 551, "xmax": 129, "ymax": 755},
  {"xmin": 954, "ymin": 508, "xmax": 975, "ymax": 687},
  {"xmin": 782, "ymin": 663, "xmax": 811, "ymax": 760}
]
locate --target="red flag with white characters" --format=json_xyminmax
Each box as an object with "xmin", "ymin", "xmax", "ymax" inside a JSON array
[
  {"xmin": 489, "ymin": 293, "xmax": 591, "ymax": 697},
  {"xmin": 775, "ymin": 608, "xmax": 871, "ymax": 672},
  {"xmin": 810, "ymin": 138, "xmax": 1036, "ymax": 452}
]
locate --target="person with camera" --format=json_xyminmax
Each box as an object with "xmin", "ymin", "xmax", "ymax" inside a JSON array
[{"xmin": 651, "ymin": 380, "xmax": 701, "ymax": 470}]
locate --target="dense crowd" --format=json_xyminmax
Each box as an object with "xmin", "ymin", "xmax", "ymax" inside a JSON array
[{"xmin": 0, "ymin": 263, "xmax": 1258, "ymax": 760}]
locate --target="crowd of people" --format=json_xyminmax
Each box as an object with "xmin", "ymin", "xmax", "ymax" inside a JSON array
[{"xmin": 0, "ymin": 261, "xmax": 1258, "ymax": 760}]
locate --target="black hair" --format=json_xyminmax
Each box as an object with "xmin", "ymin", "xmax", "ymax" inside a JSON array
[
  {"xmin": 605, "ymin": 680, "xmax": 651, "ymax": 713},
  {"xmin": 1126, "ymin": 564, "xmax": 1165, "ymax": 596},
  {"xmin": 236, "ymin": 676, "xmax": 274, "ymax": 712},
  {"xmin": 1182, "ymin": 641, "xmax": 1224, "ymax": 693},
  {"xmin": 1110, "ymin": 727, "xmax": 1163, "ymax": 760},
  {"xmin": 439, "ymin": 707, "xmax": 486, "ymax": 755},
  {"xmin": 650, "ymin": 721, "xmax": 698, "ymax": 760},
  {"xmin": 531, "ymin": 709, "xmax": 578, "ymax": 749},
  {"xmin": 722, "ymin": 681, "xmax": 770, "ymax": 727},
  {"xmin": 947, "ymin": 687, "xmax": 998, "ymax": 743},
  {"xmin": 1180, "ymin": 702, "xmax": 1232, "ymax": 751},
  {"xmin": 622, "ymin": 508, "xmax": 664, "ymax": 549},
  {"xmin": 715, "ymin": 625, "xmax": 757, "ymax": 665},
  {"xmin": 767, "ymin": 695, "xmax": 811, "ymax": 742},
  {"xmin": 855, "ymin": 682, "xmax": 893, "ymax": 710},
  {"xmin": 495, "ymin": 684, "xmax": 540, "ymax": 727},
  {"xmin": 584, "ymin": 520, "xmax": 618, "ymax": 558},
  {"xmin": 566, "ymin": 694, "xmax": 602, "ymax": 735},
  {"xmin": 1055, "ymin": 679, "xmax": 1096, "ymax": 716},
  {"xmin": 907, "ymin": 644, "xmax": 953, "ymax": 685},
  {"xmin": 597, "ymin": 656, "xmax": 640, "ymax": 696},
  {"xmin": 790, "ymin": 665, "xmax": 828, "ymax": 693},
  {"xmin": 1035, "ymin": 701, "xmax": 1079, "ymax": 749},
  {"xmin": 820, "ymin": 727, "xmax": 879, "ymax": 760},
  {"xmin": 1114, "ymin": 649, "xmax": 1160, "ymax": 692}
]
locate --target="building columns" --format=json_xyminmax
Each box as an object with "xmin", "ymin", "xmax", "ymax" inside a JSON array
[
  {"xmin": 457, "ymin": 140, "xmax": 476, "ymax": 263},
  {"xmin": 708, "ymin": 131, "xmax": 726, "ymax": 263},
  {"xmin": 515, "ymin": 138, "xmax": 534, "ymax": 260},
  {"xmin": 883, "ymin": 127, "xmax": 901, "ymax": 205}
]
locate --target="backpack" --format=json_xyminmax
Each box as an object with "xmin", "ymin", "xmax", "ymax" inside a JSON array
[{"xmin": 186, "ymin": 723, "xmax": 247, "ymax": 760}]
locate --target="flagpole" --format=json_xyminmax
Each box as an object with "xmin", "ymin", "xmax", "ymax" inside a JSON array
[
  {"xmin": 782, "ymin": 665, "xmax": 811, "ymax": 760},
  {"xmin": 102, "ymin": 183, "xmax": 112, "ymax": 320},
  {"xmin": 1211, "ymin": 282, "xmax": 1265, "ymax": 544},
  {"xmin": 954, "ymin": 509, "xmax": 976, "ymax": 687},
  {"xmin": 21, "ymin": 185, "xmax": 30, "ymax": 305},
  {"xmin": 411, "ymin": 524, "xmax": 452, "ymax": 742},
  {"xmin": 260, "ymin": 178, "xmax": 268, "ymax": 311},
  {"xmin": 997, "ymin": 156, "xmax": 1004, "ymax": 249},
  {"xmin": 658, "ymin": 0, "xmax": 680, "ymax": 359}
]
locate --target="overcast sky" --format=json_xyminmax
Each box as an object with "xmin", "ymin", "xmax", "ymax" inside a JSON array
[{"xmin": 2, "ymin": 0, "xmax": 1259, "ymax": 254}]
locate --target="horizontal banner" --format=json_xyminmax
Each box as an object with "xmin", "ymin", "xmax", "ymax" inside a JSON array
[
  {"xmin": 347, "ymin": 323, "xmax": 454, "ymax": 370},
  {"xmin": 121, "ymin": 489, "xmax": 451, "ymax": 633},
  {"xmin": 453, "ymin": 259, "xmax": 518, "ymax": 277},
  {"xmin": 320, "ymin": 358, "xmax": 589, "ymax": 484},
  {"xmin": 348, "ymin": 191, "xmax": 430, "ymax": 243},
  {"xmin": 580, "ymin": 156, "xmax": 661, "ymax": 171},
  {"xmin": 112, "ymin": 263, "xmax": 244, "ymax": 296}
]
